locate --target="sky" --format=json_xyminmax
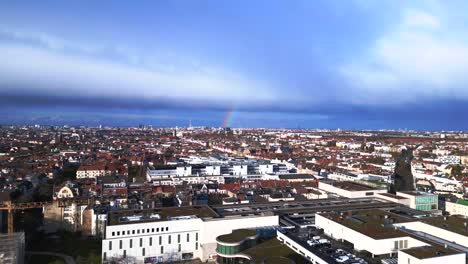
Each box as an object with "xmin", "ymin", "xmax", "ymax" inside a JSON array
[{"xmin": 1, "ymin": 0, "xmax": 468, "ymax": 130}]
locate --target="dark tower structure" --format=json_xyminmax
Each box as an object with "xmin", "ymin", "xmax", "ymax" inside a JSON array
[{"xmin": 389, "ymin": 147, "xmax": 415, "ymax": 194}]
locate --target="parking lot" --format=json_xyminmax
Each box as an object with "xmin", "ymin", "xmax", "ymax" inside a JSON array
[{"xmin": 287, "ymin": 227, "xmax": 390, "ymax": 264}]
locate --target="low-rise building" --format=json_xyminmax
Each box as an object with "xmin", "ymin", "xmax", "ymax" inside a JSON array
[
  {"xmin": 397, "ymin": 192, "xmax": 438, "ymax": 211},
  {"xmin": 101, "ymin": 206, "xmax": 279, "ymax": 263},
  {"xmin": 445, "ymin": 199, "xmax": 468, "ymax": 217},
  {"xmin": 318, "ymin": 180, "xmax": 387, "ymax": 198},
  {"xmin": 315, "ymin": 209, "xmax": 466, "ymax": 264}
]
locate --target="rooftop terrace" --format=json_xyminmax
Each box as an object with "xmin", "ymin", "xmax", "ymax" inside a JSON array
[
  {"xmin": 216, "ymin": 229, "xmax": 257, "ymax": 244},
  {"xmin": 242, "ymin": 238, "xmax": 304, "ymax": 264}
]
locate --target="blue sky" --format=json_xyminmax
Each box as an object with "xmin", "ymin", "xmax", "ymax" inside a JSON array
[{"xmin": 1, "ymin": 0, "xmax": 468, "ymax": 130}]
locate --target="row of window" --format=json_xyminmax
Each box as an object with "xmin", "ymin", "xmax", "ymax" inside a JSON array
[
  {"xmin": 103, "ymin": 245, "xmax": 198, "ymax": 261},
  {"xmin": 109, "ymin": 233, "xmax": 199, "ymax": 250},
  {"xmin": 111, "ymin": 227, "xmax": 169, "ymax": 237},
  {"xmin": 394, "ymin": 239, "xmax": 408, "ymax": 250}
]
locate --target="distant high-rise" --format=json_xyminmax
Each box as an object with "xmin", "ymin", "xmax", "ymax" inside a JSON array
[{"xmin": 389, "ymin": 148, "xmax": 415, "ymax": 193}]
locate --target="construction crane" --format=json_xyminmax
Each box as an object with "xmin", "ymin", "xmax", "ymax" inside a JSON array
[
  {"xmin": 0, "ymin": 201, "xmax": 52, "ymax": 234},
  {"xmin": 0, "ymin": 197, "xmax": 96, "ymax": 234}
]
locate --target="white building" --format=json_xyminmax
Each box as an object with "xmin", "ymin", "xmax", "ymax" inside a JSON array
[
  {"xmin": 102, "ymin": 206, "xmax": 278, "ymax": 263},
  {"xmin": 315, "ymin": 210, "xmax": 466, "ymax": 264},
  {"xmin": 258, "ymin": 164, "xmax": 274, "ymax": 174},
  {"xmin": 232, "ymin": 165, "xmax": 248, "ymax": 176},
  {"xmin": 445, "ymin": 199, "xmax": 468, "ymax": 217},
  {"xmin": 76, "ymin": 165, "xmax": 109, "ymax": 179},
  {"xmin": 205, "ymin": 165, "xmax": 221, "ymax": 176},
  {"xmin": 318, "ymin": 180, "xmax": 387, "ymax": 198}
]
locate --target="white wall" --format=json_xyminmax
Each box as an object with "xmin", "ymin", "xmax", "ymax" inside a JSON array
[
  {"xmin": 398, "ymin": 249, "xmax": 465, "ymax": 264},
  {"xmin": 103, "ymin": 215, "xmax": 279, "ymax": 263},
  {"xmin": 233, "ymin": 165, "xmax": 248, "ymax": 176},
  {"xmin": 393, "ymin": 221, "xmax": 468, "ymax": 247},
  {"xmin": 103, "ymin": 218, "xmax": 203, "ymax": 263},
  {"xmin": 315, "ymin": 214, "xmax": 427, "ymax": 256},
  {"xmin": 318, "ymin": 182, "xmax": 387, "ymax": 198},
  {"xmin": 445, "ymin": 201, "xmax": 468, "ymax": 217},
  {"xmin": 205, "ymin": 166, "xmax": 221, "ymax": 176}
]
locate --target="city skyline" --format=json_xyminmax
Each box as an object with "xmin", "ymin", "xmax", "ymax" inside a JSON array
[{"xmin": 2, "ymin": 1, "xmax": 468, "ymax": 130}]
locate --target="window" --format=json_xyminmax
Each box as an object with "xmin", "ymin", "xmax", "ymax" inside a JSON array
[
  {"xmin": 187, "ymin": 233, "xmax": 190, "ymax": 242},
  {"xmin": 149, "ymin": 237, "xmax": 153, "ymax": 246},
  {"xmin": 142, "ymin": 248, "xmax": 145, "ymax": 256},
  {"xmin": 142, "ymin": 229, "xmax": 145, "ymax": 234},
  {"xmin": 117, "ymin": 231, "xmax": 120, "ymax": 236},
  {"xmin": 394, "ymin": 241, "xmax": 398, "ymax": 249},
  {"xmin": 152, "ymin": 228, "xmax": 155, "ymax": 232},
  {"xmin": 404, "ymin": 240, "xmax": 408, "ymax": 249},
  {"xmin": 196, "ymin": 233, "xmax": 198, "ymax": 241},
  {"xmin": 159, "ymin": 236, "xmax": 162, "ymax": 245},
  {"xmin": 178, "ymin": 244, "xmax": 181, "ymax": 252},
  {"xmin": 138, "ymin": 229, "xmax": 140, "ymax": 234},
  {"xmin": 130, "ymin": 239, "xmax": 133, "ymax": 248},
  {"xmin": 166, "ymin": 227, "xmax": 169, "ymax": 231},
  {"xmin": 195, "ymin": 242, "xmax": 198, "ymax": 250},
  {"xmin": 140, "ymin": 238, "xmax": 143, "ymax": 247},
  {"xmin": 112, "ymin": 232, "xmax": 115, "ymax": 236},
  {"xmin": 109, "ymin": 241, "xmax": 112, "ymax": 250},
  {"xmin": 119, "ymin": 240, "xmax": 122, "ymax": 249},
  {"xmin": 168, "ymin": 235, "xmax": 172, "ymax": 244},
  {"xmin": 103, "ymin": 253, "xmax": 106, "ymax": 261},
  {"xmin": 161, "ymin": 246, "xmax": 164, "ymax": 254},
  {"xmin": 123, "ymin": 250, "xmax": 126, "ymax": 258},
  {"xmin": 132, "ymin": 230, "xmax": 135, "ymax": 235},
  {"xmin": 178, "ymin": 234, "xmax": 181, "ymax": 243},
  {"xmin": 157, "ymin": 228, "xmax": 159, "ymax": 232},
  {"xmin": 147, "ymin": 228, "xmax": 150, "ymax": 233},
  {"xmin": 127, "ymin": 230, "xmax": 130, "ymax": 235}
]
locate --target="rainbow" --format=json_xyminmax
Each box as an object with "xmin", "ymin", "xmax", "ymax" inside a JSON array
[{"xmin": 222, "ymin": 106, "xmax": 235, "ymax": 128}]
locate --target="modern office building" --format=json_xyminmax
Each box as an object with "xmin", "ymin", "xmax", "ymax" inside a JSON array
[
  {"xmin": 396, "ymin": 191, "xmax": 438, "ymax": 211},
  {"xmin": 101, "ymin": 205, "xmax": 278, "ymax": 263}
]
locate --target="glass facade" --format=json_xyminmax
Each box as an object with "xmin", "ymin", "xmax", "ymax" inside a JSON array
[
  {"xmin": 216, "ymin": 239, "xmax": 257, "ymax": 255},
  {"xmin": 415, "ymin": 195, "xmax": 438, "ymax": 211},
  {"xmin": 217, "ymin": 256, "xmax": 251, "ymax": 264}
]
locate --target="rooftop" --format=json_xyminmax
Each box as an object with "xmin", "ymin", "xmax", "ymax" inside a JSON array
[
  {"xmin": 107, "ymin": 205, "xmax": 219, "ymax": 225},
  {"xmin": 398, "ymin": 191, "xmax": 434, "ymax": 197},
  {"xmin": 456, "ymin": 199, "xmax": 468, "ymax": 206},
  {"xmin": 242, "ymin": 238, "xmax": 304, "ymax": 264},
  {"xmin": 319, "ymin": 209, "xmax": 412, "ymax": 239},
  {"xmin": 323, "ymin": 180, "xmax": 382, "ymax": 191},
  {"xmin": 216, "ymin": 229, "xmax": 257, "ymax": 244},
  {"xmin": 421, "ymin": 215, "xmax": 468, "ymax": 236},
  {"xmin": 401, "ymin": 245, "xmax": 460, "ymax": 259},
  {"xmin": 378, "ymin": 193, "xmax": 409, "ymax": 200}
]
